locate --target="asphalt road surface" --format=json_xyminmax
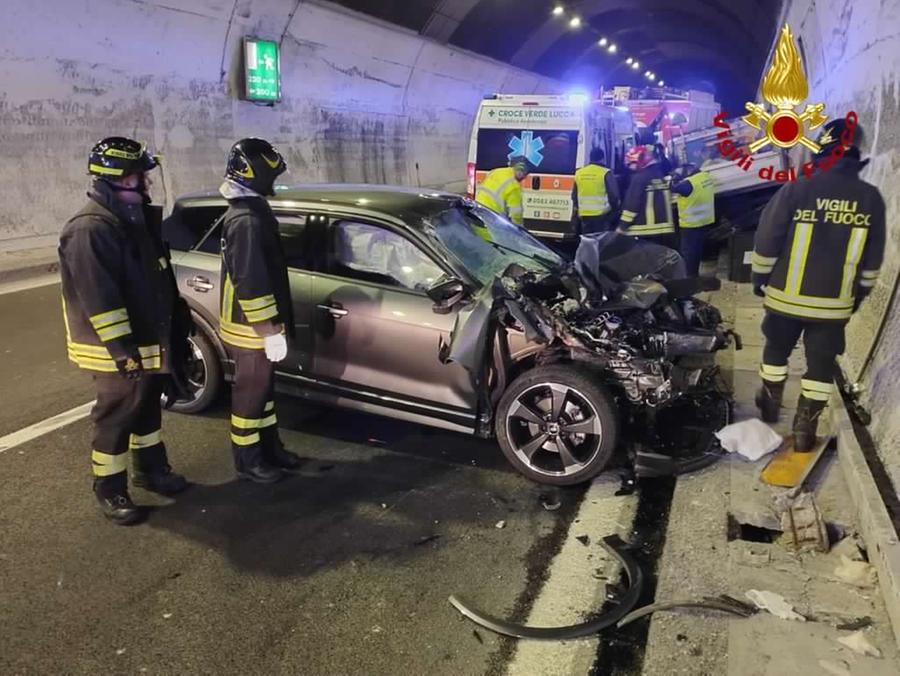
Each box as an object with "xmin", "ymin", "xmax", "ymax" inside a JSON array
[{"xmin": 0, "ymin": 280, "xmax": 595, "ymax": 675}]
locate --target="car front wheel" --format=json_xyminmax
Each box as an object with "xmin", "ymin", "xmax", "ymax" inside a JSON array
[
  {"xmin": 164, "ymin": 326, "xmax": 223, "ymax": 414},
  {"xmin": 495, "ymin": 365, "xmax": 619, "ymax": 486}
]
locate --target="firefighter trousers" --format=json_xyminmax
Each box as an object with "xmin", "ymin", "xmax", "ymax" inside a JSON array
[
  {"xmin": 759, "ymin": 312, "xmax": 846, "ymax": 403},
  {"xmin": 679, "ymin": 225, "xmax": 711, "ymax": 277},
  {"xmin": 229, "ymin": 347, "xmax": 282, "ymax": 462},
  {"xmin": 90, "ymin": 373, "xmax": 168, "ymax": 495},
  {"xmin": 578, "ymin": 213, "xmax": 618, "ymax": 236}
]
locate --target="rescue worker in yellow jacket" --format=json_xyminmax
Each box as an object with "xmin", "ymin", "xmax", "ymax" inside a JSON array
[
  {"xmin": 476, "ymin": 156, "xmax": 531, "ymax": 226},
  {"xmin": 752, "ymin": 118, "xmax": 885, "ymax": 450},
  {"xmin": 219, "ymin": 138, "xmax": 303, "ymax": 483},
  {"xmin": 671, "ymin": 164, "xmax": 716, "ymax": 275},
  {"xmin": 572, "ymin": 147, "xmax": 621, "ymax": 235},
  {"xmin": 59, "ymin": 137, "xmax": 191, "ymax": 525}
]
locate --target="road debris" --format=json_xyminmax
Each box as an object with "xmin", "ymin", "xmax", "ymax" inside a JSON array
[
  {"xmin": 831, "ymin": 535, "xmax": 865, "ymax": 561},
  {"xmin": 745, "ymin": 589, "xmax": 805, "ymax": 621},
  {"xmin": 448, "ymin": 535, "xmax": 642, "ymax": 639},
  {"xmin": 616, "ymin": 594, "xmax": 756, "ymax": 628},
  {"xmin": 495, "ymin": 520, "xmax": 506, "ymax": 529},
  {"xmin": 116, "ymin": 648, "xmax": 126, "ymax": 656},
  {"xmin": 576, "ymin": 535, "xmax": 590, "ymax": 546},
  {"xmin": 836, "ymin": 630, "xmax": 882, "ymax": 658},
  {"xmin": 779, "ymin": 493, "xmax": 829, "ymax": 553},
  {"xmin": 715, "ymin": 418, "xmax": 782, "ymax": 461},
  {"xmin": 472, "ymin": 629, "xmax": 484, "ymax": 644},
  {"xmin": 413, "ymin": 534, "xmax": 441, "ymax": 547},
  {"xmin": 162, "ymin": 613, "xmax": 173, "ymax": 619},
  {"xmin": 540, "ymin": 495, "xmax": 562, "ymax": 511},
  {"xmin": 834, "ymin": 555, "xmax": 877, "ymax": 588},
  {"xmin": 837, "ymin": 616, "xmax": 873, "ymax": 631}
]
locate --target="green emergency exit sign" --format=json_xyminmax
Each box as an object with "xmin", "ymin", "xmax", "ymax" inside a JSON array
[{"xmin": 243, "ymin": 38, "xmax": 281, "ymax": 103}]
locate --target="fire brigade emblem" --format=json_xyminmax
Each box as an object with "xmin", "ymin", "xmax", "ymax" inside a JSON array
[
  {"xmin": 124, "ymin": 358, "xmax": 140, "ymax": 372},
  {"xmin": 743, "ymin": 24, "xmax": 827, "ymax": 153}
]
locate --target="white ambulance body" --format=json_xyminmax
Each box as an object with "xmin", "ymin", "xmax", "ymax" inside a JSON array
[{"xmin": 467, "ymin": 94, "xmax": 635, "ymax": 239}]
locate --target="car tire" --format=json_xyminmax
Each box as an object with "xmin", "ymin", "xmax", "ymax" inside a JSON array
[
  {"xmin": 495, "ymin": 365, "xmax": 618, "ymax": 486},
  {"xmin": 166, "ymin": 326, "xmax": 223, "ymax": 415}
]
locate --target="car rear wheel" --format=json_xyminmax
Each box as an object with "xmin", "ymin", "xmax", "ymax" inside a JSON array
[
  {"xmin": 165, "ymin": 326, "xmax": 223, "ymax": 414},
  {"xmin": 495, "ymin": 365, "xmax": 618, "ymax": 486}
]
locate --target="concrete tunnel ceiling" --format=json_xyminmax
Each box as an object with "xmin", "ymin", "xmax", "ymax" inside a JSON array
[{"xmin": 332, "ymin": 0, "xmax": 784, "ymax": 113}]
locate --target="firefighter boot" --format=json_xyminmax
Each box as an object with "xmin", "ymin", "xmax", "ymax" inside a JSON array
[
  {"xmin": 755, "ymin": 381, "xmax": 785, "ymax": 423},
  {"xmin": 262, "ymin": 428, "xmax": 304, "ymax": 472},
  {"xmin": 234, "ymin": 445, "xmax": 283, "ymax": 484},
  {"xmin": 792, "ymin": 395, "xmax": 827, "ymax": 452},
  {"xmin": 93, "ymin": 475, "xmax": 146, "ymax": 526},
  {"xmin": 132, "ymin": 446, "xmax": 190, "ymax": 496}
]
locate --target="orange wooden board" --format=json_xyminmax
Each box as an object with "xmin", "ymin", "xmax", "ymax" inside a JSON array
[{"xmin": 760, "ymin": 436, "xmax": 830, "ymax": 488}]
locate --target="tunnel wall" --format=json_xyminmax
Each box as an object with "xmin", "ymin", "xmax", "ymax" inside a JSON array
[
  {"xmin": 0, "ymin": 0, "xmax": 560, "ymax": 249},
  {"xmin": 774, "ymin": 0, "xmax": 900, "ymax": 489}
]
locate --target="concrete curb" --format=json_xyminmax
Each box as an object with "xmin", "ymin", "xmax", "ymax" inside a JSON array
[
  {"xmin": 831, "ymin": 393, "xmax": 900, "ymax": 650},
  {"xmin": 0, "ymin": 260, "xmax": 59, "ymax": 285}
]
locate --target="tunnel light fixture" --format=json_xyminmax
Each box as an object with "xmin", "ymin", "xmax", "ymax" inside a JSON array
[
  {"xmin": 608, "ymin": 43, "xmax": 617, "ymax": 53},
  {"xmin": 569, "ymin": 16, "xmax": 582, "ymax": 28},
  {"xmin": 626, "ymin": 57, "xmax": 633, "ymax": 64},
  {"xmin": 598, "ymin": 37, "xmax": 608, "ymax": 46},
  {"xmin": 632, "ymin": 61, "xmax": 640, "ymax": 69},
  {"xmin": 644, "ymin": 70, "xmax": 651, "ymax": 77},
  {"xmin": 552, "ymin": 5, "xmax": 564, "ymax": 16},
  {"xmin": 658, "ymin": 80, "xmax": 665, "ymax": 86}
]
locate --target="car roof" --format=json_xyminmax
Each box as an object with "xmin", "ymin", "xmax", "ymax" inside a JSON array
[{"xmin": 174, "ymin": 184, "xmax": 463, "ymax": 222}]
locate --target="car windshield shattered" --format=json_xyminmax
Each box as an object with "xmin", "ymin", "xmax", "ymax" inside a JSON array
[{"xmin": 427, "ymin": 204, "xmax": 565, "ymax": 286}]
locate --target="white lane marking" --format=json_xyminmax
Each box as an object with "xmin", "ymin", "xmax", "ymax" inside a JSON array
[
  {"xmin": 506, "ymin": 475, "xmax": 638, "ymax": 676},
  {"xmin": 0, "ymin": 273, "xmax": 60, "ymax": 296},
  {"xmin": 0, "ymin": 402, "xmax": 94, "ymax": 454}
]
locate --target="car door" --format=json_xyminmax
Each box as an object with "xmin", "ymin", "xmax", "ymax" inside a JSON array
[
  {"xmin": 309, "ymin": 217, "xmax": 476, "ymax": 419},
  {"xmin": 271, "ymin": 211, "xmax": 314, "ymax": 375}
]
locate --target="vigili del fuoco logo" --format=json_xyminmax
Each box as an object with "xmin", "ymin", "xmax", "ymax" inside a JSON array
[{"xmin": 712, "ymin": 24, "xmax": 857, "ymax": 183}]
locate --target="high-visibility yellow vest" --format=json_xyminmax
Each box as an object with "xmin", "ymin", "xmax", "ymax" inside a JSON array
[
  {"xmin": 675, "ymin": 171, "xmax": 716, "ymax": 229},
  {"xmin": 574, "ymin": 164, "xmax": 611, "ymax": 217},
  {"xmin": 476, "ymin": 167, "xmax": 524, "ymax": 225}
]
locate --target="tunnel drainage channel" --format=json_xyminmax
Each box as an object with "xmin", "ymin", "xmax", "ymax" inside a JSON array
[{"xmin": 591, "ymin": 476, "xmax": 676, "ymax": 675}]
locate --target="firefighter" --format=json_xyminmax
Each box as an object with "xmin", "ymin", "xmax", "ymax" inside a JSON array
[
  {"xmin": 476, "ymin": 156, "xmax": 531, "ymax": 226},
  {"xmin": 59, "ymin": 137, "xmax": 190, "ymax": 526},
  {"xmin": 219, "ymin": 138, "xmax": 302, "ymax": 483},
  {"xmin": 672, "ymin": 163, "xmax": 716, "ymax": 276},
  {"xmin": 616, "ymin": 145, "xmax": 677, "ymax": 248},
  {"xmin": 752, "ymin": 118, "xmax": 885, "ymax": 451},
  {"xmin": 572, "ymin": 147, "xmax": 621, "ymax": 235}
]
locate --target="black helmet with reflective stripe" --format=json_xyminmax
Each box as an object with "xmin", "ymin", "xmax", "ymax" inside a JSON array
[
  {"xmin": 225, "ymin": 138, "xmax": 287, "ymax": 197},
  {"xmin": 88, "ymin": 137, "xmax": 158, "ymax": 178},
  {"xmin": 814, "ymin": 116, "xmax": 865, "ymax": 159}
]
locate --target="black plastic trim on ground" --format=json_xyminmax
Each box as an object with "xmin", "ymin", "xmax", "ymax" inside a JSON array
[{"xmin": 591, "ymin": 476, "xmax": 677, "ymax": 675}]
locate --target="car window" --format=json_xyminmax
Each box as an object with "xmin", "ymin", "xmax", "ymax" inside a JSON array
[
  {"xmin": 162, "ymin": 205, "xmax": 227, "ymax": 254},
  {"xmin": 328, "ymin": 220, "xmax": 443, "ymax": 292},
  {"xmin": 276, "ymin": 214, "xmax": 311, "ymax": 270}
]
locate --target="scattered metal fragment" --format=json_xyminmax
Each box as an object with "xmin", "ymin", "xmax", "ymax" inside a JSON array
[
  {"xmin": 447, "ymin": 535, "xmax": 642, "ymax": 640},
  {"xmin": 616, "ymin": 595, "xmax": 757, "ymax": 628},
  {"xmin": 836, "ymin": 616, "xmax": 873, "ymax": 631},
  {"xmin": 472, "ymin": 629, "xmax": 483, "ymax": 644},
  {"xmin": 413, "ymin": 534, "xmax": 441, "ymax": 547},
  {"xmin": 576, "ymin": 535, "xmax": 590, "ymax": 546}
]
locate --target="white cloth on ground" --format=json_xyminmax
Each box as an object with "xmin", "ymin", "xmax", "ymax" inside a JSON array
[{"xmin": 715, "ymin": 418, "xmax": 783, "ymax": 461}]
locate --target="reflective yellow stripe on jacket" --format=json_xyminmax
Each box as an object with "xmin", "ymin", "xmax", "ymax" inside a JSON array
[
  {"xmin": 575, "ymin": 165, "xmax": 611, "ymax": 217},
  {"xmin": 219, "ymin": 274, "xmax": 265, "ymax": 350},
  {"xmin": 676, "ymin": 172, "xmax": 716, "ymax": 229},
  {"xmin": 476, "ymin": 167, "xmax": 524, "ymax": 225}
]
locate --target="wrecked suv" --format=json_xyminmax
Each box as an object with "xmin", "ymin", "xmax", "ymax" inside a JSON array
[{"xmin": 164, "ymin": 185, "xmax": 734, "ymax": 485}]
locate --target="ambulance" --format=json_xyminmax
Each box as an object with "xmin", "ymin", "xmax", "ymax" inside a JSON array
[{"xmin": 466, "ymin": 94, "xmax": 635, "ymax": 239}]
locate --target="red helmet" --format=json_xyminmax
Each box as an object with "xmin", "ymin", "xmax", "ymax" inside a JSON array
[{"xmin": 625, "ymin": 145, "xmax": 657, "ymax": 170}]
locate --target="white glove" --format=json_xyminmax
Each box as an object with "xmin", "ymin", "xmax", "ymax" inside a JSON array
[{"xmin": 263, "ymin": 333, "xmax": 288, "ymax": 363}]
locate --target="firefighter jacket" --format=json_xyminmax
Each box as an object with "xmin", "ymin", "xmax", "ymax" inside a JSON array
[
  {"xmin": 476, "ymin": 167, "xmax": 524, "ymax": 225},
  {"xmin": 574, "ymin": 164, "xmax": 619, "ymax": 217},
  {"xmin": 618, "ymin": 164, "xmax": 675, "ymax": 236},
  {"xmin": 673, "ymin": 171, "xmax": 716, "ymax": 229},
  {"xmin": 752, "ymin": 157, "xmax": 885, "ymax": 322},
  {"xmin": 59, "ymin": 185, "xmax": 177, "ymax": 373},
  {"xmin": 219, "ymin": 197, "xmax": 294, "ymax": 350}
]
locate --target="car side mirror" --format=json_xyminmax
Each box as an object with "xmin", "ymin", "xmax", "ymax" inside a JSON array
[{"xmin": 427, "ymin": 277, "xmax": 470, "ymax": 315}]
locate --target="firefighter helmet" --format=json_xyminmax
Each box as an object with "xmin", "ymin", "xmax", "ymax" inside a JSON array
[
  {"xmin": 88, "ymin": 137, "xmax": 158, "ymax": 178},
  {"xmin": 625, "ymin": 145, "xmax": 656, "ymax": 170},
  {"xmin": 815, "ymin": 116, "xmax": 865, "ymax": 159},
  {"xmin": 225, "ymin": 138, "xmax": 287, "ymax": 197}
]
